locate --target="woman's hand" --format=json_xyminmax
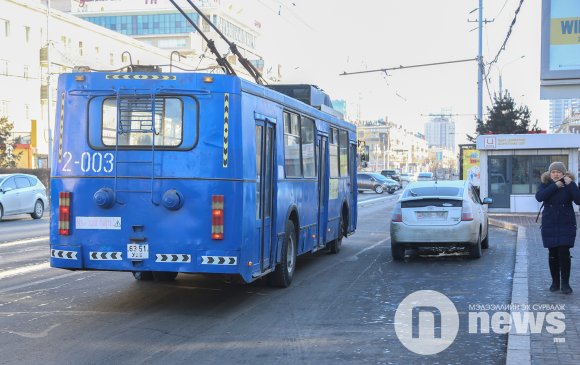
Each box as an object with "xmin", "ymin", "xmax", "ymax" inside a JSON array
[
  {"xmin": 556, "ymin": 180, "xmax": 565, "ymax": 188},
  {"xmin": 564, "ymin": 176, "xmax": 572, "ymax": 185}
]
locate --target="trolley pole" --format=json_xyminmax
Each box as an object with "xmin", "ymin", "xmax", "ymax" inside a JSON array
[{"xmin": 46, "ymin": 0, "xmax": 53, "ymax": 168}]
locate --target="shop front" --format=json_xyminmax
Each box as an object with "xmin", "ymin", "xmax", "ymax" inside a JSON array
[{"xmin": 476, "ymin": 134, "xmax": 580, "ymax": 212}]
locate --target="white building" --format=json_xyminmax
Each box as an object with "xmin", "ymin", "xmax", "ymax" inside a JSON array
[
  {"xmin": 0, "ymin": 0, "xmax": 268, "ymax": 166},
  {"xmin": 424, "ymin": 115, "xmax": 456, "ymax": 152},
  {"xmin": 549, "ymin": 99, "xmax": 580, "ymax": 132},
  {"xmin": 476, "ymin": 133, "xmax": 580, "ymax": 213}
]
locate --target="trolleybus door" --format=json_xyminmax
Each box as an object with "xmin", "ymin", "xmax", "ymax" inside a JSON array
[
  {"xmin": 317, "ymin": 135, "xmax": 329, "ymax": 248},
  {"xmin": 255, "ymin": 121, "xmax": 276, "ymax": 272},
  {"xmin": 349, "ymin": 143, "xmax": 357, "ymax": 232}
]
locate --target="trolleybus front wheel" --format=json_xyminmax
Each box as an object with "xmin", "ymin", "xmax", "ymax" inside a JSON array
[{"xmin": 270, "ymin": 220, "xmax": 297, "ymax": 288}]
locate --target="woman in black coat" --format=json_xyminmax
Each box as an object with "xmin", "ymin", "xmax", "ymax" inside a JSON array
[{"xmin": 535, "ymin": 161, "xmax": 580, "ymax": 294}]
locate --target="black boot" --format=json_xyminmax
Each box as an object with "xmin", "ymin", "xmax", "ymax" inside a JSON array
[
  {"xmin": 560, "ymin": 253, "xmax": 572, "ymax": 295},
  {"xmin": 549, "ymin": 256, "xmax": 560, "ymax": 292}
]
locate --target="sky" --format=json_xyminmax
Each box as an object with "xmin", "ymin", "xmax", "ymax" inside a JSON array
[{"xmin": 248, "ymin": 0, "xmax": 549, "ymax": 147}]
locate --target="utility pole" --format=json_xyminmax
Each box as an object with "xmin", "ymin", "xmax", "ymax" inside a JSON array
[
  {"xmin": 46, "ymin": 0, "xmax": 53, "ymax": 167},
  {"xmin": 468, "ymin": 1, "xmax": 493, "ymax": 125},
  {"xmin": 477, "ymin": 0, "xmax": 483, "ymax": 124}
]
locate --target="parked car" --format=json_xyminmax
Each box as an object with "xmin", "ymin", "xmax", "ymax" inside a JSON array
[
  {"xmin": 380, "ymin": 169, "xmax": 400, "ymax": 182},
  {"xmin": 0, "ymin": 173, "xmax": 48, "ymax": 221},
  {"xmin": 390, "ymin": 180, "xmax": 493, "ymax": 260},
  {"xmin": 416, "ymin": 171, "xmax": 434, "ymax": 181},
  {"xmin": 357, "ymin": 173, "xmax": 398, "ymax": 194}
]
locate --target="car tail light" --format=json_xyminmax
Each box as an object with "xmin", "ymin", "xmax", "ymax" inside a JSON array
[
  {"xmin": 59, "ymin": 192, "xmax": 71, "ymax": 235},
  {"xmin": 392, "ymin": 203, "xmax": 403, "ymax": 222},
  {"xmin": 461, "ymin": 200, "xmax": 474, "ymax": 221},
  {"xmin": 211, "ymin": 195, "xmax": 224, "ymax": 240}
]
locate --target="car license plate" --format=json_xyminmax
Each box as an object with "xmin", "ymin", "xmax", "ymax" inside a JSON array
[
  {"xmin": 416, "ymin": 211, "xmax": 446, "ymax": 220},
  {"xmin": 127, "ymin": 244, "xmax": 149, "ymax": 259}
]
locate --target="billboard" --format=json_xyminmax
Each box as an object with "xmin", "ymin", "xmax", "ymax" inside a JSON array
[
  {"xmin": 462, "ymin": 149, "xmax": 480, "ymax": 187},
  {"xmin": 541, "ymin": 0, "xmax": 580, "ymax": 98}
]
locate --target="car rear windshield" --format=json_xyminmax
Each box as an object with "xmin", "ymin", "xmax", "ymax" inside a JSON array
[{"xmin": 404, "ymin": 186, "xmax": 463, "ymax": 198}]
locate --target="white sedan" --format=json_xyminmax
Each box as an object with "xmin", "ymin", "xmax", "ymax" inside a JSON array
[
  {"xmin": 389, "ymin": 180, "xmax": 492, "ymax": 260},
  {"xmin": 0, "ymin": 173, "xmax": 48, "ymax": 221}
]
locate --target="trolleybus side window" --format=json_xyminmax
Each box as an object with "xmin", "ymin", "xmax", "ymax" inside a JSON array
[
  {"xmin": 301, "ymin": 117, "xmax": 316, "ymax": 178},
  {"xmin": 283, "ymin": 112, "xmax": 317, "ymax": 178},
  {"xmin": 339, "ymin": 129, "xmax": 348, "ymax": 176},
  {"xmin": 101, "ymin": 96, "xmax": 184, "ymax": 147},
  {"xmin": 329, "ymin": 128, "xmax": 339, "ymax": 178},
  {"xmin": 283, "ymin": 112, "xmax": 301, "ymax": 177}
]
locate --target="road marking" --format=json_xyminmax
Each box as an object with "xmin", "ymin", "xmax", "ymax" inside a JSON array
[
  {"xmin": 357, "ymin": 195, "xmax": 398, "ymax": 205},
  {"xmin": 0, "ymin": 262, "xmax": 50, "ymax": 280},
  {"xmin": 0, "ymin": 236, "xmax": 49, "ymax": 248}
]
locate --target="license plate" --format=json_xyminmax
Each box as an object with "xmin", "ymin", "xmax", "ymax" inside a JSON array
[
  {"xmin": 416, "ymin": 211, "xmax": 446, "ymax": 220},
  {"xmin": 127, "ymin": 244, "xmax": 149, "ymax": 259}
]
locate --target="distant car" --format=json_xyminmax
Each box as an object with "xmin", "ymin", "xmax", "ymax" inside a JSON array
[
  {"xmin": 416, "ymin": 172, "xmax": 434, "ymax": 181},
  {"xmin": 0, "ymin": 173, "xmax": 48, "ymax": 221},
  {"xmin": 390, "ymin": 180, "xmax": 493, "ymax": 260},
  {"xmin": 380, "ymin": 169, "xmax": 400, "ymax": 182},
  {"xmin": 357, "ymin": 173, "xmax": 398, "ymax": 194},
  {"xmin": 400, "ymin": 173, "xmax": 415, "ymax": 183}
]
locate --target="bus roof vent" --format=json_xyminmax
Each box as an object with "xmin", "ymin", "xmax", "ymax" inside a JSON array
[{"xmin": 267, "ymin": 84, "xmax": 334, "ymax": 109}]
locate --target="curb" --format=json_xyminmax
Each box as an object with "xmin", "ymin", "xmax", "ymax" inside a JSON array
[{"xmin": 489, "ymin": 219, "xmax": 531, "ymax": 365}]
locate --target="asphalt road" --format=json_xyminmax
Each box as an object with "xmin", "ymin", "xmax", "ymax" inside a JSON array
[{"xmin": 0, "ymin": 192, "xmax": 516, "ymax": 364}]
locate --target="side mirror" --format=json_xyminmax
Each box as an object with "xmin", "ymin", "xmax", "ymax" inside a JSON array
[{"xmin": 482, "ymin": 197, "xmax": 493, "ymax": 205}]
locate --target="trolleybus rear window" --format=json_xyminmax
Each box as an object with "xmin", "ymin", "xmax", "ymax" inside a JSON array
[{"xmin": 101, "ymin": 96, "xmax": 184, "ymax": 147}]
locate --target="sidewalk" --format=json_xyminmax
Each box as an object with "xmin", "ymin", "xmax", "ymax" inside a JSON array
[{"xmin": 490, "ymin": 213, "xmax": 580, "ymax": 365}]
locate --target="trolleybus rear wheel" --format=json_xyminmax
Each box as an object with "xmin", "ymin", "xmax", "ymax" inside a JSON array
[
  {"xmin": 132, "ymin": 271, "xmax": 154, "ymax": 281},
  {"xmin": 328, "ymin": 216, "xmax": 343, "ymax": 254},
  {"xmin": 153, "ymin": 271, "xmax": 178, "ymax": 281},
  {"xmin": 270, "ymin": 220, "xmax": 297, "ymax": 288}
]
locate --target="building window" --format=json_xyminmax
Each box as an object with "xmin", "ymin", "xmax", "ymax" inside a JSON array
[
  {"xmin": 24, "ymin": 26, "xmax": 30, "ymax": 42},
  {"xmin": 95, "ymin": 46, "xmax": 99, "ymax": 55},
  {"xmin": 23, "ymin": 65, "xmax": 29, "ymax": 79},
  {"xmin": 511, "ymin": 155, "xmax": 569, "ymax": 194},
  {"xmin": 79, "ymin": 41, "xmax": 83, "ymax": 56},
  {"xmin": 2, "ymin": 19, "xmax": 10, "ymax": 37},
  {"xmin": 0, "ymin": 59, "xmax": 7, "ymax": 76},
  {"xmin": 109, "ymin": 53, "xmax": 114, "ymax": 66},
  {"xmin": 24, "ymin": 104, "xmax": 30, "ymax": 119},
  {"xmin": 0, "ymin": 100, "xmax": 9, "ymax": 117}
]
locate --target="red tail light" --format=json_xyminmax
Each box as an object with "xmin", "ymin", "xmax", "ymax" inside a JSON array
[
  {"xmin": 59, "ymin": 192, "xmax": 71, "ymax": 235},
  {"xmin": 392, "ymin": 203, "xmax": 403, "ymax": 222},
  {"xmin": 211, "ymin": 195, "xmax": 224, "ymax": 240},
  {"xmin": 461, "ymin": 200, "xmax": 474, "ymax": 221}
]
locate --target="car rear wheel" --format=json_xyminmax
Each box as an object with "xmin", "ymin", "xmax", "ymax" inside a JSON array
[
  {"xmin": 391, "ymin": 244, "xmax": 405, "ymax": 261},
  {"xmin": 374, "ymin": 185, "xmax": 384, "ymax": 194},
  {"xmin": 30, "ymin": 200, "xmax": 44, "ymax": 219},
  {"xmin": 481, "ymin": 224, "xmax": 489, "ymax": 249},
  {"xmin": 469, "ymin": 232, "xmax": 482, "ymax": 259}
]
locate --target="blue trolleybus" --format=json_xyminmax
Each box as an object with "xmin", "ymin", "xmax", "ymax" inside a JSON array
[{"xmin": 50, "ymin": 70, "xmax": 357, "ymax": 287}]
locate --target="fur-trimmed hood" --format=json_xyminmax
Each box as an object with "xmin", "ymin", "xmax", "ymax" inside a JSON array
[{"xmin": 541, "ymin": 171, "xmax": 576, "ymax": 184}]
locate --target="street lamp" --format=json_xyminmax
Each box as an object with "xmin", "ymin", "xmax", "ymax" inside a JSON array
[{"xmin": 498, "ymin": 55, "xmax": 525, "ymax": 98}]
